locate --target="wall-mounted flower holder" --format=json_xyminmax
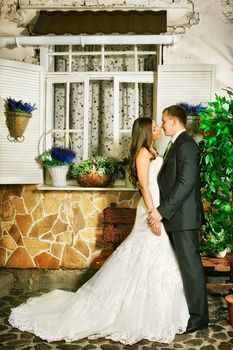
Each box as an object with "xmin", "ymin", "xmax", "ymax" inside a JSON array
[
  {"xmin": 4, "ymin": 97, "xmax": 36, "ymax": 142},
  {"xmin": 6, "ymin": 111, "xmax": 32, "ymax": 142},
  {"xmin": 186, "ymin": 115, "xmax": 200, "ymax": 135},
  {"xmin": 178, "ymin": 102, "xmax": 207, "ymax": 136}
]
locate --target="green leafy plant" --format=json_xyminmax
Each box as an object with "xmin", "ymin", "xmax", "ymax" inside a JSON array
[
  {"xmin": 116, "ymin": 156, "xmax": 130, "ymax": 179},
  {"xmin": 198, "ymin": 90, "xmax": 233, "ymax": 255},
  {"xmin": 71, "ymin": 156, "xmax": 123, "ymax": 178}
]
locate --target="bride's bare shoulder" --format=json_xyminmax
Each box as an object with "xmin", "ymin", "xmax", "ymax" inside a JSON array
[
  {"xmin": 149, "ymin": 147, "xmax": 160, "ymax": 158},
  {"xmin": 137, "ymin": 147, "xmax": 152, "ymax": 160}
]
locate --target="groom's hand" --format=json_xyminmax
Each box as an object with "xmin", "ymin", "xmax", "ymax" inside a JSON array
[
  {"xmin": 147, "ymin": 208, "xmax": 162, "ymax": 227},
  {"xmin": 151, "ymin": 222, "xmax": 161, "ymax": 236}
]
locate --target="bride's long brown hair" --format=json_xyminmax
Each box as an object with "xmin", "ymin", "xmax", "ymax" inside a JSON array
[{"xmin": 129, "ymin": 117, "xmax": 153, "ymax": 187}]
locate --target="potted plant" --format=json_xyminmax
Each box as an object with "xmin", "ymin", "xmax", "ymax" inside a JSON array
[
  {"xmin": 198, "ymin": 88, "xmax": 233, "ymax": 257},
  {"xmin": 71, "ymin": 156, "xmax": 124, "ymax": 187},
  {"xmin": 178, "ymin": 102, "xmax": 206, "ymax": 135},
  {"xmin": 5, "ymin": 97, "xmax": 37, "ymax": 142},
  {"xmin": 39, "ymin": 146, "xmax": 76, "ymax": 187}
]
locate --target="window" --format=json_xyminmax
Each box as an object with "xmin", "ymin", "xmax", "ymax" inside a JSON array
[
  {"xmin": 0, "ymin": 55, "xmax": 215, "ymax": 184},
  {"xmin": 47, "ymin": 44, "xmax": 158, "ymax": 73},
  {"xmin": 43, "ymin": 44, "xmax": 158, "ymax": 161}
]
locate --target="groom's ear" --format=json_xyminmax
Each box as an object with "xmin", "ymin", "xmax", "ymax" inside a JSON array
[
  {"xmin": 173, "ymin": 116, "xmax": 182, "ymax": 127},
  {"xmin": 171, "ymin": 116, "xmax": 178, "ymax": 126}
]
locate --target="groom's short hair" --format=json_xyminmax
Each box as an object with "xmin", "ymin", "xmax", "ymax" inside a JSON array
[{"xmin": 163, "ymin": 105, "xmax": 187, "ymax": 126}]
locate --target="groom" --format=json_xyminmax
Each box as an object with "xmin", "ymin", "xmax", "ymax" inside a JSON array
[{"xmin": 148, "ymin": 105, "xmax": 209, "ymax": 333}]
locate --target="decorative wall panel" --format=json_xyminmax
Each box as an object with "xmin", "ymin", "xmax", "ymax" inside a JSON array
[{"xmin": 0, "ymin": 185, "xmax": 139, "ymax": 269}]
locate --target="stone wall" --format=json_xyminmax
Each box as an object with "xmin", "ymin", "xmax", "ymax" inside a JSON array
[{"xmin": 0, "ymin": 185, "xmax": 139, "ymax": 269}]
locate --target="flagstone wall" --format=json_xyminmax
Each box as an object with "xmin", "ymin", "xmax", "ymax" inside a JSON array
[{"xmin": 0, "ymin": 185, "xmax": 139, "ymax": 269}]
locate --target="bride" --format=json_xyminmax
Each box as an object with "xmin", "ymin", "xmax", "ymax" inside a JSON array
[{"xmin": 9, "ymin": 117, "xmax": 189, "ymax": 345}]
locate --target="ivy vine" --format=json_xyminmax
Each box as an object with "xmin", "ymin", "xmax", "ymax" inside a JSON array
[{"xmin": 198, "ymin": 89, "xmax": 233, "ymax": 255}]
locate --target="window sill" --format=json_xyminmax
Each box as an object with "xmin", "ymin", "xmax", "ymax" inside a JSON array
[{"xmin": 37, "ymin": 184, "xmax": 137, "ymax": 191}]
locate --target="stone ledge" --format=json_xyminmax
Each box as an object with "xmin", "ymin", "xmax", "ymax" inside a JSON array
[
  {"xmin": 0, "ymin": 271, "xmax": 14, "ymax": 298},
  {"xmin": 0, "ymin": 268, "xmax": 98, "ymax": 293},
  {"xmin": 37, "ymin": 184, "xmax": 137, "ymax": 191}
]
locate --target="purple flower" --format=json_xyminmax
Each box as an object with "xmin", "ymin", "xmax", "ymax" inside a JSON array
[
  {"xmin": 179, "ymin": 102, "xmax": 206, "ymax": 116},
  {"xmin": 51, "ymin": 147, "xmax": 76, "ymax": 164},
  {"xmin": 6, "ymin": 97, "xmax": 37, "ymax": 113}
]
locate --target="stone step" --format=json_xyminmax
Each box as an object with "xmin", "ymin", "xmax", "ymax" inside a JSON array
[
  {"xmin": 0, "ymin": 272, "xmax": 14, "ymax": 298},
  {"xmin": 0, "ymin": 268, "xmax": 97, "ymax": 292}
]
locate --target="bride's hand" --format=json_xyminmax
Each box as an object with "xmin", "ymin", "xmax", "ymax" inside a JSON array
[
  {"xmin": 147, "ymin": 208, "xmax": 162, "ymax": 225},
  {"xmin": 151, "ymin": 222, "xmax": 161, "ymax": 236}
]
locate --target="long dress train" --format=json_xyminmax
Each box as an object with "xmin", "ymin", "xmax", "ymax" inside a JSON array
[{"xmin": 9, "ymin": 156, "xmax": 189, "ymax": 345}]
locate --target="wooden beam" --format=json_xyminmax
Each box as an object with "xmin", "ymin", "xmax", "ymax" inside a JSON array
[{"xmin": 206, "ymin": 283, "xmax": 233, "ymax": 290}]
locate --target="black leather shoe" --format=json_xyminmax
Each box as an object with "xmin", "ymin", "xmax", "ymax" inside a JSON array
[{"xmin": 185, "ymin": 324, "xmax": 208, "ymax": 334}]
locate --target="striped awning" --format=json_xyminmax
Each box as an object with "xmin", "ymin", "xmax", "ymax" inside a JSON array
[{"xmin": 32, "ymin": 10, "xmax": 167, "ymax": 35}]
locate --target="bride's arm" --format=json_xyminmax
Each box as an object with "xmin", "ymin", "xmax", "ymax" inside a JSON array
[{"xmin": 136, "ymin": 148, "xmax": 161, "ymax": 235}]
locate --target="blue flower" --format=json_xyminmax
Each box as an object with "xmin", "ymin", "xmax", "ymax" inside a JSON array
[
  {"xmin": 179, "ymin": 102, "xmax": 206, "ymax": 116},
  {"xmin": 51, "ymin": 147, "xmax": 76, "ymax": 164},
  {"xmin": 6, "ymin": 97, "xmax": 37, "ymax": 113},
  {"xmin": 39, "ymin": 147, "xmax": 77, "ymax": 167}
]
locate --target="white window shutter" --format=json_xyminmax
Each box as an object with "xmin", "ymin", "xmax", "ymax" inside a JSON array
[
  {"xmin": 156, "ymin": 64, "xmax": 215, "ymax": 153},
  {"xmin": 0, "ymin": 58, "xmax": 44, "ymax": 184}
]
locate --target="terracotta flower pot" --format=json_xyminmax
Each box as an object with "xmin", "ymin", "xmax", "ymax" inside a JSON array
[
  {"xmin": 76, "ymin": 173, "xmax": 114, "ymax": 187},
  {"xmin": 225, "ymin": 294, "xmax": 233, "ymax": 327}
]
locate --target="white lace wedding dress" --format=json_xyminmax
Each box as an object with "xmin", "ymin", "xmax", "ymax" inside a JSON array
[{"xmin": 9, "ymin": 156, "xmax": 189, "ymax": 345}]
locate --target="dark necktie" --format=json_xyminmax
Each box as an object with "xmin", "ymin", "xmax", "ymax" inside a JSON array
[{"xmin": 163, "ymin": 140, "xmax": 173, "ymax": 160}]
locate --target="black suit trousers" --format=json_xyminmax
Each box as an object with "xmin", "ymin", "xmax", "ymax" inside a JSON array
[{"xmin": 167, "ymin": 229, "xmax": 209, "ymax": 328}]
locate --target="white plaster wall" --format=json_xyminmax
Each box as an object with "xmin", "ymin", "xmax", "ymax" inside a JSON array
[
  {"xmin": 0, "ymin": 6, "xmax": 37, "ymax": 63},
  {"xmin": 0, "ymin": 0, "xmax": 232, "ymax": 93},
  {"xmin": 164, "ymin": 0, "xmax": 233, "ymax": 95}
]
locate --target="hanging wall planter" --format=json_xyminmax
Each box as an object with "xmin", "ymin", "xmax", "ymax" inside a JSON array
[
  {"xmin": 6, "ymin": 111, "xmax": 32, "ymax": 142},
  {"xmin": 4, "ymin": 97, "xmax": 36, "ymax": 142},
  {"xmin": 178, "ymin": 102, "xmax": 207, "ymax": 136},
  {"xmin": 186, "ymin": 115, "xmax": 200, "ymax": 135}
]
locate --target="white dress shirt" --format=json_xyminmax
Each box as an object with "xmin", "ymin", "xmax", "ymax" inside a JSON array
[{"xmin": 171, "ymin": 129, "xmax": 186, "ymax": 143}]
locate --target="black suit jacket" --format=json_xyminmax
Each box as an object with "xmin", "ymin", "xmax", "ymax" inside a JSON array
[{"xmin": 157, "ymin": 131, "xmax": 203, "ymax": 232}]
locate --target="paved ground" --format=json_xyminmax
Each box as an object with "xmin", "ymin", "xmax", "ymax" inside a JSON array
[{"xmin": 0, "ymin": 289, "xmax": 233, "ymax": 350}]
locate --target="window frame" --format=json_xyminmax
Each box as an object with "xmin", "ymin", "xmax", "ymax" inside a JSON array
[{"xmin": 42, "ymin": 44, "xmax": 158, "ymax": 160}]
